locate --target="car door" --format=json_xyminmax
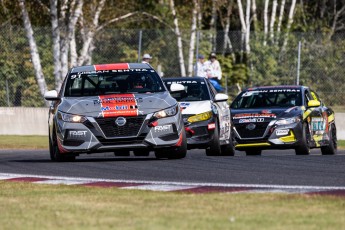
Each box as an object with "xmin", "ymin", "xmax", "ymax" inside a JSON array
[
  {"xmin": 206, "ymin": 80, "xmax": 231, "ymax": 141},
  {"xmin": 304, "ymin": 88, "xmax": 325, "ymax": 141}
]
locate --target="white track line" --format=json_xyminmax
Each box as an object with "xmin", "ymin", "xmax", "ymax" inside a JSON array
[{"xmin": 1, "ymin": 172, "xmax": 345, "ymax": 191}]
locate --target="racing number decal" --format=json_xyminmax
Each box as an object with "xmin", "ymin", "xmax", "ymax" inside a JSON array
[{"xmin": 98, "ymin": 94, "xmax": 138, "ymax": 117}]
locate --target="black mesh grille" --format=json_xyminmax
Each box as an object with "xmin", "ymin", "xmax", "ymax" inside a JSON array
[
  {"xmin": 235, "ymin": 122, "xmax": 269, "ymax": 138},
  {"xmin": 96, "ymin": 135, "xmax": 146, "ymax": 146},
  {"xmin": 95, "ymin": 116, "xmax": 146, "ymax": 137}
]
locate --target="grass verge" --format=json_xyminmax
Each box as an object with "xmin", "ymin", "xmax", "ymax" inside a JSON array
[
  {"xmin": 0, "ymin": 135, "xmax": 48, "ymax": 149},
  {"xmin": 0, "ymin": 181, "xmax": 344, "ymax": 230}
]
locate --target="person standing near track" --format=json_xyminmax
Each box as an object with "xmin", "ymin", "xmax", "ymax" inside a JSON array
[
  {"xmin": 194, "ymin": 54, "xmax": 207, "ymax": 78},
  {"xmin": 205, "ymin": 52, "xmax": 222, "ymax": 83},
  {"xmin": 142, "ymin": 53, "xmax": 152, "ymax": 64}
]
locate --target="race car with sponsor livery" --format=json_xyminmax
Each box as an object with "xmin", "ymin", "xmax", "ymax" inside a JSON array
[
  {"xmin": 44, "ymin": 63, "xmax": 187, "ymax": 161},
  {"xmin": 163, "ymin": 77, "xmax": 235, "ymax": 156},
  {"xmin": 230, "ymin": 85, "xmax": 337, "ymax": 155}
]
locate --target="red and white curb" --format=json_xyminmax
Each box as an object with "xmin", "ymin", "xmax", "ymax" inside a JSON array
[{"xmin": 1, "ymin": 173, "xmax": 345, "ymax": 196}]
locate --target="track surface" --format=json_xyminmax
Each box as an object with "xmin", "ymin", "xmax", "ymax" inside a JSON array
[{"xmin": 0, "ymin": 149, "xmax": 344, "ymax": 188}]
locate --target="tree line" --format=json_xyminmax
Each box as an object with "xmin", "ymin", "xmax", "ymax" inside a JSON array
[{"xmin": 1, "ymin": 0, "xmax": 345, "ymax": 106}]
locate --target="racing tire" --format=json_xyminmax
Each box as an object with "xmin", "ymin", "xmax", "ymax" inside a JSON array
[
  {"xmin": 295, "ymin": 122, "xmax": 310, "ymax": 155},
  {"xmin": 321, "ymin": 124, "xmax": 337, "ymax": 155},
  {"xmin": 133, "ymin": 149, "xmax": 150, "ymax": 157},
  {"xmin": 49, "ymin": 130, "xmax": 76, "ymax": 162},
  {"xmin": 205, "ymin": 121, "xmax": 222, "ymax": 156},
  {"xmin": 245, "ymin": 149, "xmax": 261, "ymax": 156},
  {"xmin": 221, "ymin": 132, "xmax": 235, "ymax": 156},
  {"xmin": 154, "ymin": 130, "xmax": 187, "ymax": 159},
  {"xmin": 114, "ymin": 150, "xmax": 130, "ymax": 156}
]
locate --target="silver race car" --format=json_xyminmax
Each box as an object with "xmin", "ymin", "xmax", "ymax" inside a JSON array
[
  {"xmin": 44, "ymin": 63, "xmax": 187, "ymax": 161},
  {"xmin": 163, "ymin": 77, "xmax": 235, "ymax": 156}
]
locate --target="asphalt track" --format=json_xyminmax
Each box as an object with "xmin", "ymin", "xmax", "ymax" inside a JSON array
[{"xmin": 0, "ymin": 148, "xmax": 344, "ymax": 188}]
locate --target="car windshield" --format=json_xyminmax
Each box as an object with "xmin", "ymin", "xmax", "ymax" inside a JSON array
[
  {"xmin": 231, "ymin": 89, "xmax": 302, "ymax": 109},
  {"xmin": 64, "ymin": 71, "xmax": 165, "ymax": 96},
  {"xmin": 164, "ymin": 80, "xmax": 210, "ymax": 101}
]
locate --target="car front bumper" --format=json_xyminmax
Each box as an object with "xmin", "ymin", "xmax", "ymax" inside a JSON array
[
  {"xmin": 53, "ymin": 113, "xmax": 184, "ymax": 154},
  {"xmin": 233, "ymin": 122, "xmax": 305, "ymax": 150}
]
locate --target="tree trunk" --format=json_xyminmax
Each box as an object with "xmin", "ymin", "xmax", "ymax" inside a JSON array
[
  {"xmin": 18, "ymin": 0, "xmax": 49, "ymax": 106},
  {"xmin": 281, "ymin": 0, "xmax": 296, "ymax": 53},
  {"xmin": 77, "ymin": 0, "xmax": 105, "ymax": 66},
  {"xmin": 269, "ymin": 0, "xmax": 277, "ymax": 43},
  {"xmin": 49, "ymin": 0, "xmax": 62, "ymax": 91},
  {"xmin": 276, "ymin": 0, "xmax": 286, "ymax": 45},
  {"xmin": 263, "ymin": 0, "xmax": 269, "ymax": 46},
  {"xmin": 245, "ymin": 0, "xmax": 251, "ymax": 54},
  {"xmin": 187, "ymin": 0, "xmax": 198, "ymax": 77},
  {"xmin": 169, "ymin": 0, "xmax": 186, "ymax": 76}
]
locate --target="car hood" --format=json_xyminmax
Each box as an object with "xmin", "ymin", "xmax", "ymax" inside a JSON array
[
  {"xmin": 231, "ymin": 106, "xmax": 302, "ymax": 124},
  {"xmin": 179, "ymin": 101, "xmax": 212, "ymax": 114},
  {"xmin": 58, "ymin": 92, "xmax": 176, "ymax": 117}
]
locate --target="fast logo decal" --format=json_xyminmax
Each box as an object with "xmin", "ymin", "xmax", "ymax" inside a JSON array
[{"xmin": 99, "ymin": 94, "xmax": 138, "ymax": 117}]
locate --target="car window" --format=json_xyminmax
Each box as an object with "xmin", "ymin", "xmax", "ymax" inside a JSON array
[
  {"xmin": 64, "ymin": 71, "xmax": 165, "ymax": 96},
  {"xmin": 206, "ymin": 80, "xmax": 217, "ymax": 99},
  {"xmin": 231, "ymin": 89, "xmax": 302, "ymax": 109},
  {"xmin": 163, "ymin": 80, "xmax": 210, "ymax": 101}
]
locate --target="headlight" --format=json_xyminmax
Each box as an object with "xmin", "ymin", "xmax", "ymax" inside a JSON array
[
  {"xmin": 153, "ymin": 104, "xmax": 179, "ymax": 119},
  {"xmin": 187, "ymin": 111, "xmax": 212, "ymax": 123},
  {"xmin": 58, "ymin": 111, "xmax": 87, "ymax": 123},
  {"xmin": 275, "ymin": 117, "xmax": 300, "ymax": 125}
]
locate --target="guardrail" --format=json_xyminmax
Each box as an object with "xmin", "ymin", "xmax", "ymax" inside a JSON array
[{"xmin": 0, "ymin": 107, "xmax": 344, "ymax": 140}]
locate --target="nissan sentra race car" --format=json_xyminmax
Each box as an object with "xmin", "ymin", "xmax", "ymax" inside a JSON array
[
  {"xmin": 44, "ymin": 63, "xmax": 187, "ymax": 161},
  {"xmin": 230, "ymin": 85, "xmax": 337, "ymax": 155},
  {"xmin": 163, "ymin": 77, "xmax": 235, "ymax": 156}
]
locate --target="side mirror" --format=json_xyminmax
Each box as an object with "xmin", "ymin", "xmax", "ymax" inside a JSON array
[
  {"xmin": 215, "ymin": 93, "xmax": 229, "ymax": 102},
  {"xmin": 170, "ymin": 83, "xmax": 185, "ymax": 92},
  {"xmin": 44, "ymin": 90, "xmax": 59, "ymax": 101},
  {"xmin": 307, "ymin": 99, "xmax": 321, "ymax": 107}
]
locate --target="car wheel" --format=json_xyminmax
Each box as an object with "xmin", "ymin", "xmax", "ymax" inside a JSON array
[
  {"xmin": 154, "ymin": 129, "xmax": 187, "ymax": 159},
  {"xmin": 245, "ymin": 149, "xmax": 261, "ymax": 156},
  {"xmin": 295, "ymin": 122, "xmax": 310, "ymax": 155},
  {"xmin": 114, "ymin": 150, "xmax": 130, "ymax": 156},
  {"xmin": 50, "ymin": 130, "xmax": 75, "ymax": 162},
  {"xmin": 133, "ymin": 149, "xmax": 150, "ymax": 156},
  {"xmin": 221, "ymin": 131, "xmax": 235, "ymax": 156},
  {"xmin": 321, "ymin": 124, "xmax": 337, "ymax": 155},
  {"xmin": 205, "ymin": 120, "xmax": 221, "ymax": 156}
]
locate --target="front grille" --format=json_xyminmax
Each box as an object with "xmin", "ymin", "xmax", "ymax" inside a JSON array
[
  {"xmin": 95, "ymin": 116, "xmax": 146, "ymax": 137},
  {"xmin": 96, "ymin": 135, "xmax": 146, "ymax": 146},
  {"xmin": 235, "ymin": 122, "xmax": 269, "ymax": 139}
]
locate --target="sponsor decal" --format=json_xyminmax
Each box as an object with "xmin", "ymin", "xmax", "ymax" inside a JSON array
[
  {"xmin": 98, "ymin": 94, "xmax": 138, "ymax": 117},
  {"xmin": 94, "ymin": 63, "xmax": 129, "ymax": 71},
  {"xmin": 261, "ymin": 110, "xmax": 272, "ymax": 114},
  {"xmin": 154, "ymin": 124, "xmax": 172, "ymax": 132},
  {"xmin": 165, "ymin": 81, "xmax": 198, "ymax": 84},
  {"xmin": 69, "ymin": 130, "xmax": 87, "ymax": 138},
  {"xmin": 233, "ymin": 113, "xmax": 276, "ymax": 119},
  {"xmin": 94, "ymin": 97, "xmax": 142, "ymax": 105},
  {"xmin": 239, "ymin": 118, "xmax": 264, "ymax": 123},
  {"xmin": 276, "ymin": 129, "xmax": 289, "ymax": 136},
  {"xmin": 180, "ymin": 102, "xmax": 190, "ymax": 110}
]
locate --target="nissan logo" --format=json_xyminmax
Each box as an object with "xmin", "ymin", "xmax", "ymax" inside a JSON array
[
  {"xmin": 115, "ymin": 117, "xmax": 126, "ymax": 126},
  {"xmin": 246, "ymin": 123, "xmax": 256, "ymax": 130}
]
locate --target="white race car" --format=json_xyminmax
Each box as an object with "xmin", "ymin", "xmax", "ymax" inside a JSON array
[{"xmin": 163, "ymin": 77, "xmax": 235, "ymax": 156}]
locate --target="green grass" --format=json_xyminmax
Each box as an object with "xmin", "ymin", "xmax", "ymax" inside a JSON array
[
  {"xmin": 1, "ymin": 135, "xmax": 344, "ymax": 150},
  {"xmin": 0, "ymin": 181, "xmax": 344, "ymax": 230},
  {"xmin": 0, "ymin": 135, "xmax": 48, "ymax": 149}
]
